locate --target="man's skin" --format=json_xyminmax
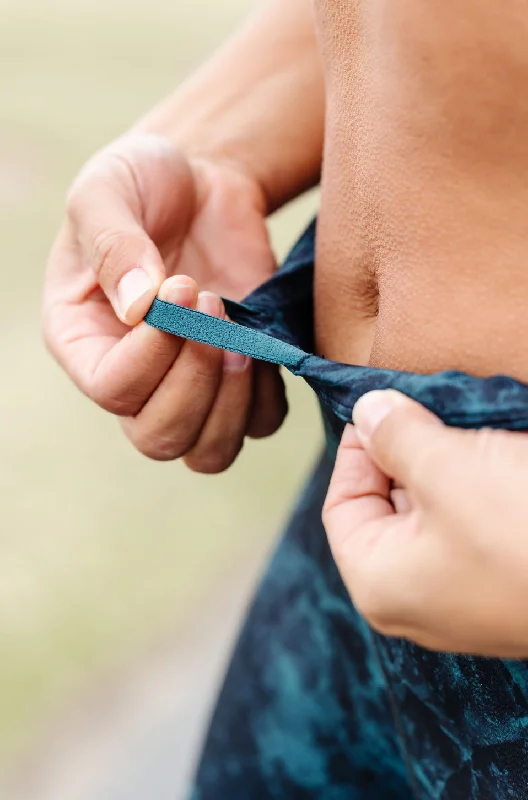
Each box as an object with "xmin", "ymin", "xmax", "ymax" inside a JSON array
[
  {"xmin": 44, "ymin": 0, "xmax": 528, "ymax": 461},
  {"xmin": 43, "ymin": 0, "xmax": 323, "ymax": 471},
  {"xmin": 315, "ymin": 0, "xmax": 528, "ymax": 378},
  {"xmin": 43, "ymin": 0, "xmax": 528, "ymax": 657}
]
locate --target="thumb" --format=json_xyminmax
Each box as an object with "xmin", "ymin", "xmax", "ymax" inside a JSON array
[
  {"xmin": 66, "ymin": 134, "xmax": 195, "ymax": 326},
  {"xmin": 72, "ymin": 194, "xmax": 165, "ymax": 326},
  {"xmin": 352, "ymin": 390, "xmax": 448, "ymax": 486}
]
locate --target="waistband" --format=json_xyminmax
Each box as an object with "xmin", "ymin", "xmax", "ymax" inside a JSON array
[{"xmin": 146, "ymin": 219, "xmax": 528, "ymax": 432}]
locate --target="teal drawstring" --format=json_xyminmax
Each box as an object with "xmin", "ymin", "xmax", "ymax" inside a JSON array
[{"xmin": 146, "ymin": 298, "xmax": 307, "ymax": 372}]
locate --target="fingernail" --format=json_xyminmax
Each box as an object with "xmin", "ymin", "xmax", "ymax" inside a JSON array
[
  {"xmin": 352, "ymin": 390, "xmax": 405, "ymax": 444},
  {"xmin": 166, "ymin": 281, "xmax": 196, "ymax": 308},
  {"xmin": 197, "ymin": 291, "xmax": 222, "ymax": 316},
  {"xmin": 224, "ymin": 350, "xmax": 250, "ymax": 373},
  {"xmin": 117, "ymin": 268, "xmax": 153, "ymax": 319}
]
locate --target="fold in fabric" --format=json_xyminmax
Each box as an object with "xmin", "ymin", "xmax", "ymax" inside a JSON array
[{"xmin": 146, "ymin": 219, "xmax": 528, "ymax": 430}]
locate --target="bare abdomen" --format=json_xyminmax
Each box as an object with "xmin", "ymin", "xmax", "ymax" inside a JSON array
[{"xmin": 314, "ymin": 0, "xmax": 528, "ymax": 381}]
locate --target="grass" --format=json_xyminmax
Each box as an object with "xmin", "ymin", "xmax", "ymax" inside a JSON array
[{"xmin": 0, "ymin": 0, "xmax": 320, "ymax": 770}]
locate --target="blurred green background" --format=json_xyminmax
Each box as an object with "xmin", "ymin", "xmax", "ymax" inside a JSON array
[{"xmin": 0, "ymin": 0, "xmax": 320, "ymax": 796}]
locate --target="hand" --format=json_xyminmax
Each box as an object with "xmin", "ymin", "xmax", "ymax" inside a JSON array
[
  {"xmin": 323, "ymin": 390, "xmax": 528, "ymax": 657},
  {"xmin": 43, "ymin": 133, "xmax": 286, "ymax": 471}
]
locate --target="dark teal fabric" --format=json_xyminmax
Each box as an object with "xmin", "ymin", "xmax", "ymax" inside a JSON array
[
  {"xmin": 190, "ymin": 446, "xmax": 528, "ymax": 800},
  {"xmin": 192, "ymin": 451, "xmax": 415, "ymax": 800},
  {"xmin": 146, "ymin": 299, "xmax": 306, "ymax": 369},
  {"xmin": 146, "ymin": 220, "xmax": 528, "ymax": 799}
]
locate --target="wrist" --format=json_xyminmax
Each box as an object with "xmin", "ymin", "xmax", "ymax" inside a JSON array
[
  {"xmin": 133, "ymin": 94, "xmax": 320, "ymax": 215},
  {"xmin": 187, "ymin": 154, "xmax": 269, "ymax": 220},
  {"xmin": 143, "ymin": 121, "xmax": 272, "ymax": 213},
  {"xmin": 132, "ymin": 1, "xmax": 324, "ymax": 213}
]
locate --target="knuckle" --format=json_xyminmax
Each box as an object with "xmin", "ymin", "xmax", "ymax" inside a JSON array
[
  {"xmin": 182, "ymin": 350, "xmax": 223, "ymax": 379},
  {"xmin": 337, "ymin": 453, "xmax": 375, "ymax": 499},
  {"xmin": 90, "ymin": 381, "xmax": 144, "ymax": 417},
  {"xmin": 112, "ymin": 397, "xmax": 143, "ymax": 417},
  {"xmin": 90, "ymin": 228, "xmax": 130, "ymax": 281},
  {"xmin": 184, "ymin": 446, "xmax": 239, "ymax": 475},
  {"xmin": 353, "ymin": 580, "xmax": 395, "ymax": 635},
  {"xmin": 125, "ymin": 426, "xmax": 192, "ymax": 462},
  {"xmin": 65, "ymin": 156, "xmax": 105, "ymax": 218},
  {"xmin": 175, "ymin": 358, "xmax": 223, "ymax": 399},
  {"xmin": 144, "ymin": 334, "xmax": 177, "ymax": 362}
]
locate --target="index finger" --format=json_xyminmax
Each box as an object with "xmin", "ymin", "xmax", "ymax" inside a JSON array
[
  {"xmin": 323, "ymin": 424, "xmax": 434, "ymax": 639},
  {"xmin": 43, "ymin": 225, "xmax": 199, "ymax": 416},
  {"xmin": 323, "ymin": 424, "xmax": 394, "ymax": 552}
]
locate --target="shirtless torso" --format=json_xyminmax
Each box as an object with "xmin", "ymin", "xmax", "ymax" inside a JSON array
[{"xmin": 314, "ymin": 0, "xmax": 528, "ymax": 380}]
